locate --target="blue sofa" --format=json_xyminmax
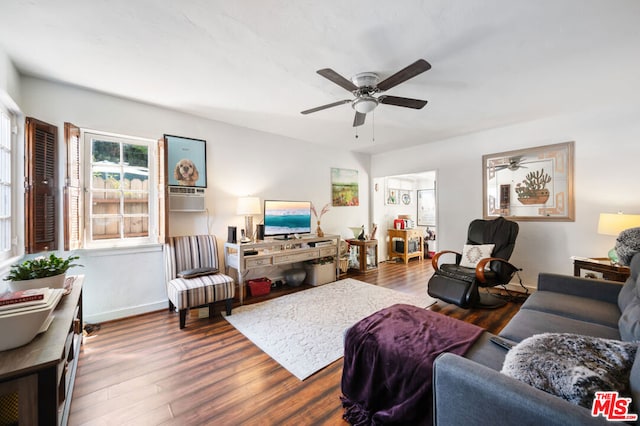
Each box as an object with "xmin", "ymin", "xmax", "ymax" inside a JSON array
[{"xmin": 433, "ymin": 253, "xmax": 640, "ymax": 425}]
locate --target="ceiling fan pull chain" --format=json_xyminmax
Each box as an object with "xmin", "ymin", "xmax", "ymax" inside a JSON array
[
  {"xmin": 355, "ymin": 126, "xmax": 358, "ymax": 139},
  {"xmin": 372, "ymin": 111, "xmax": 375, "ymax": 142}
]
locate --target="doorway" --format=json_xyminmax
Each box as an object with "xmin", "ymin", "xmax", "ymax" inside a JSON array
[{"xmin": 372, "ymin": 170, "xmax": 437, "ymax": 262}]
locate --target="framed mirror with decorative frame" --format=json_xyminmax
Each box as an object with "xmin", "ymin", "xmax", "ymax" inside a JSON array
[{"xmin": 482, "ymin": 141, "xmax": 575, "ymax": 221}]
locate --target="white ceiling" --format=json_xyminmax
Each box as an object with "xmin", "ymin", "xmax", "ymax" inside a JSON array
[{"xmin": 1, "ymin": 1, "xmax": 639, "ymax": 154}]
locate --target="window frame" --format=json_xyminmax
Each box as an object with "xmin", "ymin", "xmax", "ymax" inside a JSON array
[
  {"xmin": 0, "ymin": 106, "xmax": 14, "ymax": 262},
  {"xmin": 82, "ymin": 130, "xmax": 158, "ymax": 249}
]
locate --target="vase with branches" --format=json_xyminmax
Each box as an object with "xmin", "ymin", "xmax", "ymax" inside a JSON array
[{"xmin": 311, "ymin": 202, "xmax": 331, "ymax": 237}]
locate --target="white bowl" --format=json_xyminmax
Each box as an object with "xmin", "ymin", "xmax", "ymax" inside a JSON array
[
  {"xmin": 8, "ymin": 273, "xmax": 66, "ymax": 292},
  {"xmin": 0, "ymin": 288, "xmax": 64, "ymax": 351}
]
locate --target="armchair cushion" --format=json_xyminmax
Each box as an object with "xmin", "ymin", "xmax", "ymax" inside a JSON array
[
  {"xmin": 501, "ymin": 333, "xmax": 638, "ymax": 409},
  {"xmin": 460, "ymin": 244, "xmax": 495, "ymax": 269},
  {"xmin": 521, "ymin": 291, "xmax": 621, "ymax": 328},
  {"xmin": 167, "ymin": 273, "xmax": 235, "ymax": 310},
  {"xmin": 618, "ymin": 262, "xmax": 640, "ymax": 341},
  {"xmin": 619, "ymin": 300, "xmax": 640, "ymax": 341},
  {"xmin": 439, "ymin": 264, "xmax": 477, "ymax": 283}
]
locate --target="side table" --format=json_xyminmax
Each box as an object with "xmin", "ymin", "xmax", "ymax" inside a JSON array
[
  {"xmin": 573, "ymin": 257, "xmax": 630, "ymax": 283},
  {"xmin": 348, "ymin": 239, "xmax": 378, "ymax": 273},
  {"xmin": 387, "ymin": 228, "xmax": 424, "ymax": 264}
]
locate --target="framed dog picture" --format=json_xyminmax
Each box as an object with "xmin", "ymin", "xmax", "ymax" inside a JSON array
[{"xmin": 165, "ymin": 134, "xmax": 207, "ymax": 188}]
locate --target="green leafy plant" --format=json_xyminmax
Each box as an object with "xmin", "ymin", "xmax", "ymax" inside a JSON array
[{"xmin": 3, "ymin": 253, "xmax": 82, "ymax": 281}]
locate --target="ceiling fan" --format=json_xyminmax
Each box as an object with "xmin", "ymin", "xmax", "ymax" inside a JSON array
[
  {"xmin": 495, "ymin": 156, "xmax": 529, "ymax": 171},
  {"xmin": 301, "ymin": 59, "xmax": 431, "ymax": 127}
]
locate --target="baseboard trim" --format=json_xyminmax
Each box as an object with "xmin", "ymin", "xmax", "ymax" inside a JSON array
[{"xmin": 84, "ymin": 300, "xmax": 167, "ymax": 324}]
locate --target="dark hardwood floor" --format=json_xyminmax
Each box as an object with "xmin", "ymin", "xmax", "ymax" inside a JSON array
[{"xmin": 69, "ymin": 259, "xmax": 525, "ymax": 425}]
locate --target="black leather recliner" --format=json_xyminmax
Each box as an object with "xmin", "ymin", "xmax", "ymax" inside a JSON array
[{"xmin": 427, "ymin": 217, "xmax": 520, "ymax": 308}]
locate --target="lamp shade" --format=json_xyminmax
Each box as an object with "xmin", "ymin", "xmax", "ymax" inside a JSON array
[
  {"xmin": 597, "ymin": 213, "xmax": 640, "ymax": 236},
  {"xmin": 237, "ymin": 196, "xmax": 261, "ymax": 215},
  {"xmin": 353, "ymin": 97, "xmax": 378, "ymax": 114}
]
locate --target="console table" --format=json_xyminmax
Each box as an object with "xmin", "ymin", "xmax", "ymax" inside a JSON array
[
  {"xmin": 388, "ymin": 228, "xmax": 424, "ymax": 264},
  {"xmin": 224, "ymin": 235, "xmax": 340, "ymax": 304},
  {"xmin": 0, "ymin": 275, "xmax": 83, "ymax": 425}
]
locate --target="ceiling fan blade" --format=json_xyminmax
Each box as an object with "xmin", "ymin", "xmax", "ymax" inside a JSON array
[
  {"xmin": 376, "ymin": 59, "xmax": 431, "ymax": 91},
  {"xmin": 301, "ymin": 99, "xmax": 351, "ymax": 115},
  {"xmin": 317, "ymin": 68, "xmax": 358, "ymax": 92},
  {"xmin": 378, "ymin": 95, "xmax": 428, "ymax": 109},
  {"xmin": 353, "ymin": 111, "xmax": 366, "ymax": 127}
]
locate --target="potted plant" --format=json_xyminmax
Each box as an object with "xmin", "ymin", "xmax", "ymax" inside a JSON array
[
  {"xmin": 3, "ymin": 253, "xmax": 82, "ymax": 291},
  {"xmin": 515, "ymin": 169, "xmax": 552, "ymax": 205}
]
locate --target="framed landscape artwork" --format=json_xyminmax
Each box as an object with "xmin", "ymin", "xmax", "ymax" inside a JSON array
[
  {"xmin": 482, "ymin": 141, "xmax": 575, "ymax": 221},
  {"xmin": 331, "ymin": 168, "xmax": 359, "ymax": 206}
]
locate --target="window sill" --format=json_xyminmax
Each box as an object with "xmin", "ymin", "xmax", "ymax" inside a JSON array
[{"xmin": 77, "ymin": 243, "xmax": 163, "ymax": 258}]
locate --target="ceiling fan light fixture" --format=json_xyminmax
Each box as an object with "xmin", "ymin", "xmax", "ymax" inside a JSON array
[{"xmin": 352, "ymin": 97, "xmax": 378, "ymax": 114}]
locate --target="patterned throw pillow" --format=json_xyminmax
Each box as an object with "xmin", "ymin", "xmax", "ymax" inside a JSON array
[
  {"xmin": 177, "ymin": 267, "xmax": 218, "ymax": 279},
  {"xmin": 501, "ymin": 333, "xmax": 638, "ymax": 408},
  {"xmin": 459, "ymin": 244, "xmax": 495, "ymax": 269},
  {"xmin": 616, "ymin": 227, "xmax": 640, "ymax": 266}
]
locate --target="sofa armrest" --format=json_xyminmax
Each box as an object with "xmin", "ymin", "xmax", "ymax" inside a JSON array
[
  {"xmin": 433, "ymin": 353, "xmax": 607, "ymax": 426},
  {"xmin": 537, "ymin": 273, "xmax": 622, "ymax": 304}
]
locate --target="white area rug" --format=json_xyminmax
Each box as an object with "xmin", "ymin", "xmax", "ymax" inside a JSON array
[{"xmin": 222, "ymin": 278, "xmax": 437, "ymax": 380}]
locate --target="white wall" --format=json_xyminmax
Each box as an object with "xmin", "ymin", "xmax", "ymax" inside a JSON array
[
  {"xmin": 18, "ymin": 77, "xmax": 370, "ymax": 322},
  {"xmin": 11, "ymin": 74, "xmax": 640, "ymax": 318},
  {"xmin": 0, "ymin": 48, "xmax": 20, "ymax": 108},
  {"xmin": 371, "ymin": 103, "xmax": 640, "ymax": 288}
]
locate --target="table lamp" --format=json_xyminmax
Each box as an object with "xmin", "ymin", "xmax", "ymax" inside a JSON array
[
  {"xmin": 237, "ymin": 196, "xmax": 261, "ymax": 242},
  {"xmin": 597, "ymin": 212, "xmax": 640, "ymax": 264}
]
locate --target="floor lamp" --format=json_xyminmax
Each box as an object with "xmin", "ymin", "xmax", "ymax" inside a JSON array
[{"xmin": 237, "ymin": 196, "xmax": 261, "ymax": 242}]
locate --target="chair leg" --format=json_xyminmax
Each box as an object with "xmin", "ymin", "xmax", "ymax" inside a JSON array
[
  {"xmin": 179, "ymin": 309, "xmax": 187, "ymax": 329},
  {"xmin": 208, "ymin": 303, "xmax": 215, "ymax": 319},
  {"xmin": 225, "ymin": 298, "xmax": 233, "ymax": 316},
  {"xmin": 168, "ymin": 300, "xmax": 175, "ymax": 312}
]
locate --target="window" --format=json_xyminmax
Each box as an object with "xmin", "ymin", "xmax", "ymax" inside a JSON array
[
  {"xmin": 83, "ymin": 131, "xmax": 157, "ymax": 248},
  {"xmin": 0, "ymin": 108, "xmax": 12, "ymax": 261}
]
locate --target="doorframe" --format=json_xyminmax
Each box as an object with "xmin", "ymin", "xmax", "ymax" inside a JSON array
[{"xmin": 371, "ymin": 170, "xmax": 437, "ymax": 262}]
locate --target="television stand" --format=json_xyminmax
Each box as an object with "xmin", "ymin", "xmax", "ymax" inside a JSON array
[{"xmin": 223, "ymin": 234, "xmax": 340, "ymax": 304}]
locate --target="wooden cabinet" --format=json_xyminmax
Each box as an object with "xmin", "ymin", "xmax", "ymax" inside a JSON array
[
  {"xmin": 388, "ymin": 229, "xmax": 424, "ymax": 264},
  {"xmin": 0, "ymin": 276, "xmax": 83, "ymax": 425}
]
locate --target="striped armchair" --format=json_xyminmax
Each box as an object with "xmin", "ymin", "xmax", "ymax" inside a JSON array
[{"xmin": 165, "ymin": 235, "xmax": 235, "ymax": 329}]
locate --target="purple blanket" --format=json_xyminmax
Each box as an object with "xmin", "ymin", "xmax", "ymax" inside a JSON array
[{"xmin": 341, "ymin": 304, "xmax": 483, "ymax": 425}]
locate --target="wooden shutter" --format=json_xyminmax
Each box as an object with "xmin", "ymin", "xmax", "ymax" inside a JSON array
[
  {"xmin": 64, "ymin": 122, "xmax": 83, "ymax": 250},
  {"xmin": 25, "ymin": 117, "xmax": 58, "ymax": 253}
]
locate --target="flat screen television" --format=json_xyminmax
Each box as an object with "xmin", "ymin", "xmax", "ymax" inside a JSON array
[
  {"xmin": 165, "ymin": 134, "xmax": 207, "ymax": 188},
  {"xmin": 263, "ymin": 200, "xmax": 312, "ymax": 238}
]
